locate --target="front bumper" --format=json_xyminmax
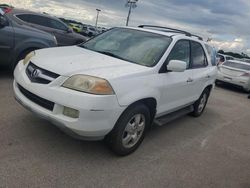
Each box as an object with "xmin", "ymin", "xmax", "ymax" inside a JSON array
[
  {"xmin": 13, "ymin": 62, "xmax": 126, "ymax": 140},
  {"xmin": 216, "ymin": 71, "xmax": 250, "ymax": 91}
]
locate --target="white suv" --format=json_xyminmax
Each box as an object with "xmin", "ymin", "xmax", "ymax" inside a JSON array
[{"xmin": 13, "ymin": 25, "xmax": 217, "ymax": 155}]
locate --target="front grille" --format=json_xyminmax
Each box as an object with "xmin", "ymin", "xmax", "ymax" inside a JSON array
[
  {"xmin": 26, "ymin": 62, "xmax": 60, "ymax": 84},
  {"xmin": 18, "ymin": 84, "xmax": 55, "ymax": 111}
]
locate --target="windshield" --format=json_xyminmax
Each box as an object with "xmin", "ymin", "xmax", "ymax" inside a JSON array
[
  {"xmin": 223, "ymin": 61, "xmax": 250, "ymax": 71},
  {"xmin": 79, "ymin": 28, "xmax": 172, "ymax": 67}
]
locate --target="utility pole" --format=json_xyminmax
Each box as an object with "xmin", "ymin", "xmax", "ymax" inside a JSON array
[
  {"xmin": 126, "ymin": 0, "xmax": 138, "ymax": 26},
  {"xmin": 95, "ymin": 9, "xmax": 101, "ymax": 30}
]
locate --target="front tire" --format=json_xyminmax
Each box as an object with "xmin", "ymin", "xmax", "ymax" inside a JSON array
[
  {"xmin": 190, "ymin": 88, "xmax": 210, "ymax": 117},
  {"xmin": 105, "ymin": 104, "xmax": 150, "ymax": 156}
]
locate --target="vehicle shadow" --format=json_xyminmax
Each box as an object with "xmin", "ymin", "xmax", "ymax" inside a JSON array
[
  {"xmin": 215, "ymin": 82, "xmax": 248, "ymax": 94},
  {"xmin": 0, "ymin": 66, "xmax": 13, "ymax": 78},
  {"xmin": 17, "ymin": 111, "xmax": 209, "ymax": 159}
]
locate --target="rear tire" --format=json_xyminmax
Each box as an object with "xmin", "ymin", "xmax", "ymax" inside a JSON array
[
  {"xmin": 190, "ymin": 88, "xmax": 210, "ymax": 117},
  {"xmin": 105, "ymin": 104, "xmax": 150, "ymax": 156}
]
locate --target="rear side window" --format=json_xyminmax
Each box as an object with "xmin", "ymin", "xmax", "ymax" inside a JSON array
[
  {"xmin": 16, "ymin": 14, "xmax": 30, "ymax": 22},
  {"xmin": 167, "ymin": 40, "xmax": 190, "ymax": 68},
  {"xmin": 28, "ymin": 15, "xmax": 48, "ymax": 27},
  {"xmin": 191, "ymin": 41, "xmax": 207, "ymax": 68},
  {"xmin": 226, "ymin": 56, "xmax": 234, "ymax": 61},
  {"xmin": 47, "ymin": 19, "xmax": 68, "ymax": 31},
  {"xmin": 223, "ymin": 61, "xmax": 250, "ymax": 71}
]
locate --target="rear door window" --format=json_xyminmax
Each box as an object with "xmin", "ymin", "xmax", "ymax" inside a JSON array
[
  {"xmin": 47, "ymin": 19, "xmax": 68, "ymax": 31},
  {"xmin": 205, "ymin": 44, "xmax": 216, "ymax": 66},
  {"xmin": 16, "ymin": 14, "xmax": 30, "ymax": 22},
  {"xmin": 28, "ymin": 14, "xmax": 48, "ymax": 27},
  {"xmin": 190, "ymin": 41, "xmax": 207, "ymax": 68}
]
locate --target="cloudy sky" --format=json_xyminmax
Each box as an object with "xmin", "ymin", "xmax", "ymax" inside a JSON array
[{"xmin": 2, "ymin": 0, "xmax": 250, "ymax": 55}]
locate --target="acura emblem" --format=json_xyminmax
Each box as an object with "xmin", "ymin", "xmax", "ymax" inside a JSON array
[{"xmin": 31, "ymin": 69, "xmax": 41, "ymax": 78}]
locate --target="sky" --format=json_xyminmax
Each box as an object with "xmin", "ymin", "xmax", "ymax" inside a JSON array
[{"xmin": 1, "ymin": 0, "xmax": 250, "ymax": 55}]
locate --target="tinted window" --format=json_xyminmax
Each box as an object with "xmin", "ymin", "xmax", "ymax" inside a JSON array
[
  {"xmin": 226, "ymin": 56, "xmax": 234, "ymax": 60},
  {"xmin": 223, "ymin": 61, "xmax": 250, "ymax": 71},
  {"xmin": 191, "ymin": 41, "xmax": 207, "ymax": 68},
  {"xmin": 48, "ymin": 19, "xmax": 68, "ymax": 31},
  {"xmin": 80, "ymin": 28, "xmax": 172, "ymax": 67},
  {"xmin": 16, "ymin": 14, "xmax": 30, "ymax": 22},
  {"xmin": 28, "ymin": 15, "xmax": 48, "ymax": 27},
  {"xmin": 167, "ymin": 40, "xmax": 190, "ymax": 68}
]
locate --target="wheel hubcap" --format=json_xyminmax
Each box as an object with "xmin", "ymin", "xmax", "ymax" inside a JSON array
[
  {"xmin": 198, "ymin": 93, "xmax": 207, "ymax": 113},
  {"xmin": 122, "ymin": 114, "xmax": 145, "ymax": 148}
]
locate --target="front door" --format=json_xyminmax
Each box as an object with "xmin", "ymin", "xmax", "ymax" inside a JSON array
[
  {"xmin": 0, "ymin": 13, "xmax": 14, "ymax": 66},
  {"xmin": 157, "ymin": 40, "xmax": 194, "ymax": 116}
]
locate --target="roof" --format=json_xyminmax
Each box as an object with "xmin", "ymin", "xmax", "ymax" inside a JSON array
[
  {"xmin": 122, "ymin": 26, "xmax": 207, "ymax": 44},
  {"xmin": 8, "ymin": 8, "xmax": 59, "ymax": 20}
]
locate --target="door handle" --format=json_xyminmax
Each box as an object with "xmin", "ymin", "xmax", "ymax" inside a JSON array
[
  {"xmin": 187, "ymin": 78, "xmax": 193, "ymax": 83},
  {"xmin": 205, "ymin": 75, "xmax": 211, "ymax": 79}
]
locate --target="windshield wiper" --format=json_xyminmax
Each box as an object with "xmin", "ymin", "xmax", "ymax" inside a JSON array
[{"xmin": 96, "ymin": 50, "xmax": 127, "ymax": 61}]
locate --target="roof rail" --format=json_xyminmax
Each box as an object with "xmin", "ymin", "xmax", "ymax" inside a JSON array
[{"xmin": 138, "ymin": 25, "xmax": 203, "ymax": 41}]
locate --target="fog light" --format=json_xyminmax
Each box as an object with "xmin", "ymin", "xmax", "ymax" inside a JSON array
[{"xmin": 63, "ymin": 107, "xmax": 79, "ymax": 118}]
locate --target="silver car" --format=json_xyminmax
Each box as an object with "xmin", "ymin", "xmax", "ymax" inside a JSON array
[{"xmin": 216, "ymin": 60, "xmax": 250, "ymax": 92}]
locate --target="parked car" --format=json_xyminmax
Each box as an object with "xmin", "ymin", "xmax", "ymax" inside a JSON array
[
  {"xmin": 69, "ymin": 23, "xmax": 82, "ymax": 33},
  {"xmin": 7, "ymin": 8, "xmax": 87, "ymax": 46},
  {"xmin": 216, "ymin": 53, "xmax": 234, "ymax": 65},
  {"xmin": 216, "ymin": 60, "xmax": 250, "ymax": 92},
  {"xmin": 81, "ymin": 25, "xmax": 98, "ymax": 37},
  {"xmin": 13, "ymin": 25, "xmax": 217, "ymax": 155},
  {"xmin": 0, "ymin": 8, "xmax": 57, "ymax": 69}
]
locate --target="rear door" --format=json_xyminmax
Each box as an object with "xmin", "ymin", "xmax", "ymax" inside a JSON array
[
  {"xmin": 0, "ymin": 12, "xmax": 14, "ymax": 66},
  {"xmin": 188, "ymin": 41, "xmax": 211, "ymax": 101},
  {"xmin": 46, "ymin": 18, "xmax": 74, "ymax": 46}
]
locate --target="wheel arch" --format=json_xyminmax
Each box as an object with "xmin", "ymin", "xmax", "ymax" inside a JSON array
[
  {"xmin": 120, "ymin": 97, "xmax": 157, "ymax": 125},
  {"xmin": 204, "ymin": 84, "xmax": 213, "ymax": 96}
]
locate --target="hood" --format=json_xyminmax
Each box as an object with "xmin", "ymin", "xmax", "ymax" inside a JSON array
[
  {"xmin": 72, "ymin": 31, "xmax": 89, "ymax": 41},
  {"xmin": 31, "ymin": 46, "xmax": 151, "ymax": 79}
]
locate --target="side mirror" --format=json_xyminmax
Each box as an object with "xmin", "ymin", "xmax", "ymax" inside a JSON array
[
  {"xmin": 67, "ymin": 28, "xmax": 73, "ymax": 33},
  {"xmin": 0, "ymin": 15, "xmax": 8, "ymax": 28},
  {"xmin": 167, "ymin": 60, "xmax": 187, "ymax": 72}
]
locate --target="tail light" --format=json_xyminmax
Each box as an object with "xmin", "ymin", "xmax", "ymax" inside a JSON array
[
  {"xmin": 4, "ymin": 8, "xmax": 12, "ymax": 14},
  {"xmin": 241, "ymin": 72, "xmax": 250, "ymax": 77}
]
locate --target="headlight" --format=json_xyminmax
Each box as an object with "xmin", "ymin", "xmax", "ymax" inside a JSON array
[
  {"xmin": 23, "ymin": 51, "xmax": 35, "ymax": 65},
  {"xmin": 62, "ymin": 75, "xmax": 115, "ymax": 95}
]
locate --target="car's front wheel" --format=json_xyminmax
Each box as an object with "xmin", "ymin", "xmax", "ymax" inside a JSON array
[{"xmin": 105, "ymin": 104, "xmax": 150, "ymax": 156}]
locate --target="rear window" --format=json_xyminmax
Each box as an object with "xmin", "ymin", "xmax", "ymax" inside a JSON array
[
  {"xmin": 205, "ymin": 44, "xmax": 216, "ymax": 66},
  {"xmin": 223, "ymin": 61, "xmax": 250, "ymax": 71},
  {"xmin": 226, "ymin": 56, "xmax": 234, "ymax": 60}
]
